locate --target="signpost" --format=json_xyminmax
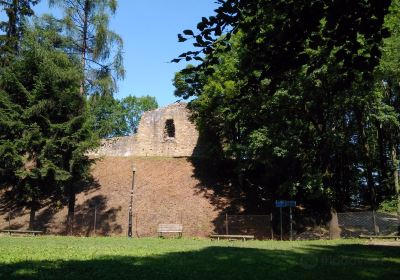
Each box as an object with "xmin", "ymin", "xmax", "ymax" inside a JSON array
[{"xmin": 275, "ymin": 200, "xmax": 296, "ymax": 241}]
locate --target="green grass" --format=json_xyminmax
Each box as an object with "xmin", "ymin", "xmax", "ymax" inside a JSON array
[{"xmin": 0, "ymin": 237, "xmax": 399, "ymax": 280}]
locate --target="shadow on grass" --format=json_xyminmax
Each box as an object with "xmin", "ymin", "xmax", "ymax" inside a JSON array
[{"xmin": 0, "ymin": 244, "xmax": 399, "ymax": 280}]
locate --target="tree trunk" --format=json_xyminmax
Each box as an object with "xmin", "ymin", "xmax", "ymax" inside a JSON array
[
  {"xmin": 329, "ymin": 208, "xmax": 341, "ymax": 239},
  {"xmin": 80, "ymin": 0, "xmax": 89, "ymax": 95},
  {"xmin": 10, "ymin": 0, "xmax": 19, "ymax": 52},
  {"xmin": 366, "ymin": 164, "xmax": 376, "ymax": 209},
  {"xmin": 391, "ymin": 144, "xmax": 400, "ymax": 234},
  {"xmin": 67, "ymin": 184, "xmax": 76, "ymax": 235},
  {"xmin": 357, "ymin": 112, "xmax": 376, "ymax": 210},
  {"xmin": 28, "ymin": 201, "xmax": 38, "ymax": 230},
  {"xmin": 377, "ymin": 123, "xmax": 388, "ymax": 189}
]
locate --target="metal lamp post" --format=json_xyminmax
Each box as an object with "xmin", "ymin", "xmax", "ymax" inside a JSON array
[{"xmin": 128, "ymin": 166, "xmax": 136, "ymax": 238}]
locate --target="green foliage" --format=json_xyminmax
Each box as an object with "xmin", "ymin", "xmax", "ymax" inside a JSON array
[
  {"xmin": 49, "ymin": 0, "xmax": 125, "ymax": 96},
  {"xmin": 0, "ymin": 0, "xmax": 40, "ymax": 64},
  {"xmin": 120, "ymin": 95, "xmax": 158, "ymax": 134},
  {"xmin": 0, "ymin": 22, "xmax": 96, "ymax": 211},
  {"xmin": 88, "ymin": 95, "xmax": 158, "ymax": 138},
  {"xmin": 373, "ymin": 0, "xmax": 400, "ymax": 216},
  {"xmin": 174, "ymin": 0, "xmax": 397, "ymax": 212},
  {"xmin": 88, "ymin": 95, "xmax": 128, "ymax": 138},
  {"xmin": 379, "ymin": 197, "xmax": 398, "ymax": 213}
]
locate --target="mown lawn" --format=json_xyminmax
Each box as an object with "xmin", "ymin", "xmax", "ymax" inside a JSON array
[{"xmin": 0, "ymin": 237, "xmax": 399, "ymax": 280}]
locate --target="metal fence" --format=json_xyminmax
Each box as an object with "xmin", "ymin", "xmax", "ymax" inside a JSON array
[
  {"xmin": 337, "ymin": 211, "xmax": 399, "ymax": 238},
  {"xmin": 213, "ymin": 214, "xmax": 273, "ymax": 239},
  {"xmin": 1, "ymin": 208, "xmax": 398, "ymax": 239}
]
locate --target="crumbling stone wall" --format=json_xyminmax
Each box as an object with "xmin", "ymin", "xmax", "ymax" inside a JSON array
[
  {"xmin": 91, "ymin": 136, "xmax": 136, "ymax": 157},
  {"xmin": 134, "ymin": 103, "xmax": 199, "ymax": 157},
  {"xmin": 90, "ymin": 103, "xmax": 200, "ymax": 157}
]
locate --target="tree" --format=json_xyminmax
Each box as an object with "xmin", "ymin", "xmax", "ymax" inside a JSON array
[
  {"xmin": 0, "ymin": 0, "xmax": 40, "ymax": 64},
  {"xmin": 120, "ymin": 95, "xmax": 158, "ymax": 134},
  {"xmin": 88, "ymin": 94, "xmax": 158, "ymax": 138},
  {"xmin": 49, "ymin": 0, "xmax": 125, "ymax": 96},
  {"xmin": 373, "ymin": 0, "xmax": 400, "ymax": 229},
  {"xmin": 87, "ymin": 94, "xmax": 128, "ymax": 138},
  {"xmin": 0, "ymin": 21, "xmax": 96, "ymax": 230},
  {"xmin": 174, "ymin": 0, "xmax": 393, "ymax": 214}
]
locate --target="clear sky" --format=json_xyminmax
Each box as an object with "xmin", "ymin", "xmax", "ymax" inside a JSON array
[{"xmin": 34, "ymin": 0, "xmax": 218, "ymax": 107}]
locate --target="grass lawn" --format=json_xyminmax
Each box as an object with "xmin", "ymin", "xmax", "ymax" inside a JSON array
[{"xmin": 0, "ymin": 237, "xmax": 399, "ymax": 280}]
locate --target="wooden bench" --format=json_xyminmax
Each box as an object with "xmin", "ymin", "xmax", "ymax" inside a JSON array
[
  {"xmin": 157, "ymin": 224, "xmax": 183, "ymax": 237},
  {"xmin": 210, "ymin": 234, "xmax": 255, "ymax": 241},
  {"xmin": 360, "ymin": 234, "xmax": 400, "ymax": 241},
  {"xmin": 0, "ymin": 229, "xmax": 44, "ymax": 236}
]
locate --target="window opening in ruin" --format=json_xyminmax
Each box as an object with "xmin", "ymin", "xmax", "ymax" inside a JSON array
[{"xmin": 164, "ymin": 119, "xmax": 175, "ymax": 139}]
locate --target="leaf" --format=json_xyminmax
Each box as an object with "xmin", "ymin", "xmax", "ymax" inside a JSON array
[
  {"xmin": 178, "ymin": 34, "xmax": 187, "ymax": 42},
  {"xmin": 197, "ymin": 22, "xmax": 206, "ymax": 31},
  {"xmin": 196, "ymin": 35, "xmax": 205, "ymax": 45},
  {"xmin": 214, "ymin": 26, "xmax": 222, "ymax": 36},
  {"xmin": 183, "ymin": 29, "xmax": 194, "ymax": 36}
]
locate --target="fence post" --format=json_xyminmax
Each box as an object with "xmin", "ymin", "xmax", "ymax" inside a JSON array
[
  {"xmin": 135, "ymin": 214, "xmax": 138, "ymax": 237},
  {"xmin": 225, "ymin": 213, "xmax": 229, "ymax": 235},
  {"xmin": 280, "ymin": 207, "xmax": 283, "ymax": 241},
  {"xmin": 372, "ymin": 210, "xmax": 379, "ymax": 235},
  {"xmin": 289, "ymin": 207, "xmax": 293, "ymax": 241},
  {"xmin": 270, "ymin": 213, "xmax": 274, "ymax": 240},
  {"xmin": 93, "ymin": 206, "xmax": 97, "ymax": 236},
  {"xmin": 8, "ymin": 209, "xmax": 11, "ymax": 229},
  {"xmin": 398, "ymin": 211, "xmax": 400, "ymax": 235}
]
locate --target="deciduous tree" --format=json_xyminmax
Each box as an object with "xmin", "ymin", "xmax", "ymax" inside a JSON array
[{"xmin": 174, "ymin": 0, "xmax": 394, "ymax": 215}]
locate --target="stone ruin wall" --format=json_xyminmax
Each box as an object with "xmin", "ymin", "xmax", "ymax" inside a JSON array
[
  {"xmin": 90, "ymin": 103, "xmax": 200, "ymax": 157},
  {"xmin": 134, "ymin": 103, "xmax": 199, "ymax": 157},
  {"xmin": 92, "ymin": 136, "xmax": 136, "ymax": 157}
]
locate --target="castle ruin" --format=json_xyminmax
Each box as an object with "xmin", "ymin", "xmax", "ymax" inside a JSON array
[{"xmin": 92, "ymin": 103, "xmax": 200, "ymax": 157}]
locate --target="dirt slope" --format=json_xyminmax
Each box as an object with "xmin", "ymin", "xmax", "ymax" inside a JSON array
[{"xmin": 0, "ymin": 157, "xmax": 230, "ymax": 237}]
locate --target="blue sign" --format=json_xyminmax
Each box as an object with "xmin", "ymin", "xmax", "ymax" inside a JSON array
[
  {"xmin": 275, "ymin": 200, "xmax": 296, "ymax": 208},
  {"xmin": 287, "ymin": 201, "xmax": 296, "ymax": 207},
  {"xmin": 275, "ymin": 200, "xmax": 285, "ymax": 207}
]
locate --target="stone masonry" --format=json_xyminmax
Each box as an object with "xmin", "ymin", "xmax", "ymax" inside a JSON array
[{"xmin": 91, "ymin": 103, "xmax": 200, "ymax": 157}]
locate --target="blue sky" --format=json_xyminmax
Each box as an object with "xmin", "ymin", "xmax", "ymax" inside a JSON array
[{"xmin": 34, "ymin": 1, "xmax": 217, "ymax": 107}]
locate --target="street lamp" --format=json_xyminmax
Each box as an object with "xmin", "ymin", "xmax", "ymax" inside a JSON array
[{"xmin": 128, "ymin": 166, "xmax": 136, "ymax": 238}]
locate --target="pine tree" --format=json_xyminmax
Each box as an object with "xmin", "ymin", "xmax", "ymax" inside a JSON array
[
  {"xmin": 0, "ymin": 21, "xmax": 96, "ymax": 230},
  {"xmin": 0, "ymin": 0, "xmax": 40, "ymax": 63}
]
